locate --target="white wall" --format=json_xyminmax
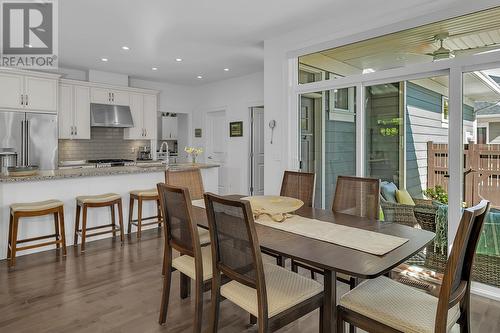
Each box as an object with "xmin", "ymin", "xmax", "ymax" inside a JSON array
[
  {"xmin": 263, "ymin": 0, "xmax": 500, "ymax": 195},
  {"xmin": 191, "ymin": 72, "xmax": 264, "ymax": 195}
]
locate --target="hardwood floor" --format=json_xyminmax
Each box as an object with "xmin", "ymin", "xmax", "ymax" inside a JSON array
[{"xmin": 1, "ymin": 228, "xmax": 499, "ymax": 332}]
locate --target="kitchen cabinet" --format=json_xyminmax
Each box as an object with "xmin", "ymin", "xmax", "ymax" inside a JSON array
[
  {"xmin": 124, "ymin": 93, "xmax": 157, "ymax": 140},
  {"xmin": 162, "ymin": 116, "xmax": 178, "ymax": 140},
  {"xmin": 58, "ymin": 84, "xmax": 91, "ymax": 139},
  {"xmin": 91, "ymin": 87, "xmax": 129, "ymax": 106},
  {"xmin": 0, "ymin": 71, "xmax": 57, "ymax": 112}
]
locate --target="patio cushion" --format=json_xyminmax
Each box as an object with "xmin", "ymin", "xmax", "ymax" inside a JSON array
[
  {"xmin": 221, "ymin": 263, "xmax": 323, "ymax": 318},
  {"xmin": 396, "ymin": 190, "xmax": 415, "ymax": 206},
  {"xmin": 340, "ymin": 276, "xmax": 460, "ymax": 333},
  {"xmin": 380, "ymin": 182, "xmax": 398, "ymax": 203}
]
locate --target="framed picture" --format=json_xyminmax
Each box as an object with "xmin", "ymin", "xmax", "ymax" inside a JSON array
[
  {"xmin": 194, "ymin": 128, "xmax": 202, "ymax": 138},
  {"xmin": 229, "ymin": 121, "xmax": 243, "ymax": 137}
]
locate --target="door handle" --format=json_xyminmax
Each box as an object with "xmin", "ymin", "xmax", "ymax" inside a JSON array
[
  {"xmin": 20, "ymin": 120, "xmax": 25, "ymax": 165},
  {"xmin": 25, "ymin": 120, "xmax": 30, "ymax": 165}
]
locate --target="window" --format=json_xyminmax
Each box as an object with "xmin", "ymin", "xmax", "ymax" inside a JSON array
[
  {"xmin": 442, "ymin": 96, "xmax": 449, "ymax": 126},
  {"xmin": 477, "ymin": 127, "xmax": 487, "ymax": 144}
]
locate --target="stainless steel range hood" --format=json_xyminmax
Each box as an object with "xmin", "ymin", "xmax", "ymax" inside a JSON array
[{"xmin": 90, "ymin": 103, "xmax": 134, "ymax": 128}]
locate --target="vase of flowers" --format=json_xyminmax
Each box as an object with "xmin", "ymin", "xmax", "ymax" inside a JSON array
[{"xmin": 184, "ymin": 146, "xmax": 203, "ymax": 164}]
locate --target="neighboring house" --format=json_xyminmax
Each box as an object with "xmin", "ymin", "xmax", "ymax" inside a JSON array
[{"xmin": 475, "ymin": 101, "xmax": 500, "ymax": 144}]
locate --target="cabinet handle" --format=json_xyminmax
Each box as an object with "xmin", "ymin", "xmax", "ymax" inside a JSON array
[
  {"xmin": 112, "ymin": 93, "xmax": 115, "ymax": 102},
  {"xmin": 75, "ymin": 126, "xmax": 77, "ymax": 136},
  {"xmin": 145, "ymin": 129, "xmax": 147, "ymax": 137},
  {"xmin": 108, "ymin": 93, "xmax": 111, "ymax": 102},
  {"xmin": 71, "ymin": 126, "xmax": 74, "ymax": 136},
  {"xmin": 25, "ymin": 94, "xmax": 28, "ymax": 106},
  {"xmin": 21, "ymin": 94, "xmax": 24, "ymax": 106}
]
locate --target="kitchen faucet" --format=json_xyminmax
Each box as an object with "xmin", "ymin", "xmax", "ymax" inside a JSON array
[{"xmin": 159, "ymin": 141, "xmax": 169, "ymax": 164}]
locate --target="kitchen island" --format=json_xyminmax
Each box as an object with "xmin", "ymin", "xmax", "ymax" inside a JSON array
[{"xmin": 0, "ymin": 163, "xmax": 219, "ymax": 259}]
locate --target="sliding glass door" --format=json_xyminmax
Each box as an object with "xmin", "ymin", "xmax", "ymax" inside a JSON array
[{"xmin": 299, "ymin": 87, "xmax": 357, "ymax": 209}]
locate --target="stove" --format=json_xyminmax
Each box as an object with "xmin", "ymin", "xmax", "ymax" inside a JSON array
[{"xmin": 87, "ymin": 159, "xmax": 136, "ymax": 168}]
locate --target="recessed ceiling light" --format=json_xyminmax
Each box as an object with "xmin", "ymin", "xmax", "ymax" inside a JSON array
[
  {"xmin": 101, "ymin": 58, "xmax": 108, "ymax": 62},
  {"xmin": 121, "ymin": 46, "xmax": 130, "ymax": 50},
  {"xmin": 152, "ymin": 67, "xmax": 158, "ymax": 71},
  {"xmin": 197, "ymin": 75, "xmax": 203, "ymax": 79},
  {"xmin": 224, "ymin": 68, "xmax": 230, "ymax": 72},
  {"xmin": 175, "ymin": 58, "xmax": 183, "ymax": 62}
]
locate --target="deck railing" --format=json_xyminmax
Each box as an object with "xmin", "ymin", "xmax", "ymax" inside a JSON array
[{"xmin": 427, "ymin": 141, "xmax": 500, "ymax": 208}]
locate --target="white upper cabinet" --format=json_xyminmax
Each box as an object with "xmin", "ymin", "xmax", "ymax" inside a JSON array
[
  {"xmin": 58, "ymin": 83, "xmax": 90, "ymax": 139},
  {"xmin": 162, "ymin": 116, "xmax": 178, "ymax": 140},
  {"xmin": 143, "ymin": 94, "xmax": 157, "ymax": 139},
  {"xmin": 124, "ymin": 93, "xmax": 157, "ymax": 140},
  {"xmin": 0, "ymin": 73, "xmax": 24, "ymax": 109},
  {"xmin": 24, "ymin": 76, "xmax": 58, "ymax": 111},
  {"xmin": 91, "ymin": 87, "xmax": 129, "ymax": 106},
  {"xmin": 0, "ymin": 71, "xmax": 58, "ymax": 112}
]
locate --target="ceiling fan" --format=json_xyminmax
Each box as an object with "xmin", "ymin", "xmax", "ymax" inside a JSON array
[{"xmin": 424, "ymin": 32, "xmax": 500, "ymax": 61}]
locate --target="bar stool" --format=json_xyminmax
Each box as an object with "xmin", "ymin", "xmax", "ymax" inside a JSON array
[
  {"xmin": 127, "ymin": 188, "xmax": 163, "ymax": 239},
  {"xmin": 74, "ymin": 193, "xmax": 124, "ymax": 252},
  {"xmin": 8, "ymin": 199, "xmax": 66, "ymax": 267}
]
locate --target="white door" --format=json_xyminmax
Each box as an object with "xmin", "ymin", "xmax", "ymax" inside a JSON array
[
  {"xmin": 24, "ymin": 76, "xmax": 58, "ymax": 112},
  {"xmin": 58, "ymin": 84, "xmax": 74, "ymax": 139},
  {"xmin": 142, "ymin": 94, "xmax": 157, "ymax": 139},
  {"xmin": 251, "ymin": 107, "xmax": 265, "ymax": 195},
  {"xmin": 111, "ymin": 90, "xmax": 130, "ymax": 106},
  {"xmin": 0, "ymin": 73, "xmax": 24, "ymax": 109},
  {"xmin": 206, "ymin": 110, "xmax": 227, "ymax": 194},
  {"xmin": 124, "ymin": 93, "xmax": 144, "ymax": 139},
  {"xmin": 73, "ymin": 86, "xmax": 91, "ymax": 139},
  {"xmin": 91, "ymin": 87, "xmax": 111, "ymax": 104}
]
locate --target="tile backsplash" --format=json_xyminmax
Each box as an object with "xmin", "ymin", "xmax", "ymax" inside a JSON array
[{"xmin": 59, "ymin": 127, "xmax": 150, "ymax": 162}]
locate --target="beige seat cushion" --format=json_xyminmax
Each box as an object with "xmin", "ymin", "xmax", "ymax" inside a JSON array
[
  {"xmin": 197, "ymin": 227, "xmax": 211, "ymax": 245},
  {"xmin": 11, "ymin": 199, "xmax": 63, "ymax": 213},
  {"xmin": 221, "ymin": 263, "xmax": 323, "ymax": 318},
  {"xmin": 77, "ymin": 193, "xmax": 120, "ymax": 204},
  {"xmin": 130, "ymin": 188, "xmax": 158, "ymax": 197},
  {"xmin": 172, "ymin": 245, "xmax": 213, "ymax": 281},
  {"xmin": 339, "ymin": 276, "xmax": 460, "ymax": 333}
]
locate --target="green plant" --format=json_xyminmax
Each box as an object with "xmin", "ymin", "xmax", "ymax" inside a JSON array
[{"xmin": 423, "ymin": 185, "xmax": 448, "ymax": 204}]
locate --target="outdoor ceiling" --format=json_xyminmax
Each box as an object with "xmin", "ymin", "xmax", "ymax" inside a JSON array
[{"xmin": 300, "ymin": 6, "xmax": 500, "ymax": 77}]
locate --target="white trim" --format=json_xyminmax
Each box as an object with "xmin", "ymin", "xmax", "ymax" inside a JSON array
[
  {"xmin": 356, "ymin": 83, "xmax": 364, "ymax": 177},
  {"xmin": 471, "ymin": 282, "xmax": 500, "ymax": 302},
  {"xmin": 447, "ymin": 67, "xmax": 463, "ymax": 250}
]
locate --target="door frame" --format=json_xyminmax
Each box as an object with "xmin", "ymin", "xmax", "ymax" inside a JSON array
[
  {"xmin": 249, "ymin": 105, "xmax": 265, "ymax": 195},
  {"xmin": 205, "ymin": 108, "xmax": 228, "ymax": 194}
]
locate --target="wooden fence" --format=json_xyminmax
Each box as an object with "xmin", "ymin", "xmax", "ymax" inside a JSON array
[{"xmin": 427, "ymin": 142, "xmax": 500, "ymax": 208}]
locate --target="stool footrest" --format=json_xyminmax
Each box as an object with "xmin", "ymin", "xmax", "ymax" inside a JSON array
[
  {"xmin": 76, "ymin": 225, "xmax": 121, "ymax": 239},
  {"xmin": 16, "ymin": 234, "xmax": 58, "ymax": 244},
  {"xmin": 16, "ymin": 240, "xmax": 63, "ymax": 252},
  {"xmin": 79, "ymin": 224, "xmax": 117, "ymax": 232}
]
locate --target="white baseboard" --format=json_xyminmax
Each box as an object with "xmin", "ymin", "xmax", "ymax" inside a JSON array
[{"xmin": 471, "ymin": 281, "xmax": 500, "ymax": 302}]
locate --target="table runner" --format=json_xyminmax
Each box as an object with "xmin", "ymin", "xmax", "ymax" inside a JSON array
[{"xmin": 191, "ymin": 199, "xmax": 408, "ymax": 255}]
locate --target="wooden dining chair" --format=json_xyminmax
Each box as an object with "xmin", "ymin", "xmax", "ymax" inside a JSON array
[
  {"xmin": 204, "ymin": 193, "xmax": 324, "ymax": 333},
  {"xmin": 337, "ymin": 200, "xmax": 490, "ymax": 333},
  {"xmin": 292, "ymin": 176, "xmax": 380, "ymax": 289},
  {"xmin": 263, "ymin": 170, "xmax": 316, "ymax": 266},
  {"xmin": 157, "ymin": 183, "xmax": 213, "ymax": 332},
  {"xmin": 165, "ymin": 168, "xmax": 210, "ymax": 245},
  {"xmin": 280, "ymin": 170, "xmax": 316, "ymax": 208}
]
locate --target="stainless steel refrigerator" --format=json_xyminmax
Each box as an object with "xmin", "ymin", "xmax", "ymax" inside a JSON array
[{"xmin": 0, "ymin": 111, "xmax": 58, "ymax": 170}]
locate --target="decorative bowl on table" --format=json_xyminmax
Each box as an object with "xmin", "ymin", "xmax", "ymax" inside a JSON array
[
  {"xmin": 8, "ymin": 165, "xmax": 39, "ymax": 177},
  {"xmin": 241, "ymin": 195, "xmax": 304, "ymax": 222}
]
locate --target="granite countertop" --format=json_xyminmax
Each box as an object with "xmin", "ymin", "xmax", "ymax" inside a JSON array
[{"xmin": 0, "ymin": 163, "xmax": 219, "ymax": 183}]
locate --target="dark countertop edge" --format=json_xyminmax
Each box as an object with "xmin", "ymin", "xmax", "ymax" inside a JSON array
[{"xmin": 0, "ymin": 163, "xmax": 220, "ymax": 183}]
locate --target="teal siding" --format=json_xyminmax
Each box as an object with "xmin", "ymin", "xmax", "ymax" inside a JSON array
[{"xmin": 324, "ymin": 119, "xmax": 356, "ymax": 208}]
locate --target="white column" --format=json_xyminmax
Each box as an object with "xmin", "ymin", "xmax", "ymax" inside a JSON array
[
  {"xmin": 448, "ymin": 66, "xmax": 463, "ymax": 250},
  {"xmin": 356, "ymin": 83, "xmax": 365, "ymax": 177}
]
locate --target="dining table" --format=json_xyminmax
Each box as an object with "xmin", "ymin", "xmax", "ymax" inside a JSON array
[{"xmin": 191, "ymin": 196, "xmax": 436, "ymax": 333}]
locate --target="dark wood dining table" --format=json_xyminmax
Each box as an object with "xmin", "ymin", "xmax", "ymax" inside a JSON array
[{"xmin": 192, "ymin": 199, "xmax": 436, "ymax": 333}]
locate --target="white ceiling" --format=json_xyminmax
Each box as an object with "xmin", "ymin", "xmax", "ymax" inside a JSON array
[{"xmin": 58, "ymin": 0, "xmax": 359, "ymax": 85}]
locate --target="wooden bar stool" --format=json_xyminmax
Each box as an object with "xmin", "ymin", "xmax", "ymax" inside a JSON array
[
  {"xmin": 8, "ymin": 199, "xmax": 66, "ymax": 267},
  {"xmin": 74, "ymin": 193, "xmax": 124, "ymax": 252},
  {"xmin": 127, "ymin": 188, "xmax": 162, "ymax": 239}
]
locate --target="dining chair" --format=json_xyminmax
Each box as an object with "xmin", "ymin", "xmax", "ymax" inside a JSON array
[
  {"xmin": 336, "ymin": 200, "xmax": 490, "ymax": 333},
  {"xmin": 204, "ymin": 193, "xmax": 324, "ymax": 332},
  {"xmin": 263, "ymin": 170, "xmax": 316, "ymax": 266},
  {"xmin": 157, "ymin": 183, "xmax": 213, "ymax": 332},
  {"xmin": 165, "ymin": 167, "xmax": 210, "ymax": 245},
  {"xmin": 292, "ymin": 176, "xmax": 381, "ymax": 288}
]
